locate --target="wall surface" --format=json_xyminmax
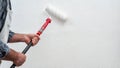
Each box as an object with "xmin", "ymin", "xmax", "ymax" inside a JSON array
[{"xmin": 1, "ymin": 0, "xmax": 120, "ymax": 68}]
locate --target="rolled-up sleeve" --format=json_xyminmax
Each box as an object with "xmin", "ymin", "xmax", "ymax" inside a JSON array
[
  {"xmin": 0, "ymin": 40, "xmax": 10, "ymax": 58},
  {"xmin": 8, "ymin": 30, "xmax": 15, "ymax": 42}
]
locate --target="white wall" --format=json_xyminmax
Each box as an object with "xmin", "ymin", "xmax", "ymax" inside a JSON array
[{"xmin": 1, "ymin": 0, "xmax": 120, "ymax": 68}]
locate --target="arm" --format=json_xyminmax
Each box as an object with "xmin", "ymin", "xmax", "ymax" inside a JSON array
[
  {"xmin": 8, "ymin": 31, "xmax": 25, "ymax": 43},
  {"xmin": 0, "ymin": 39, "xmax": 26, "ymax": 66},
  {"xmin": 8, "ymin": 31, "xmax": 40, "ymax": 45},
  {"xmin": 2, "ymin": 48, "xmax": 26, "ymax": 66},
  {"xmin": 1, "ymin": 31, "xmax": 39, "ymax": 66}
]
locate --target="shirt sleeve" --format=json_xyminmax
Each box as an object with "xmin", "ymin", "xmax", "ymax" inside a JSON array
[
  {"xmin": 0, "ymin": 40, "xmax": 10, "ymax": 58},
  {"xmin": 0, "ymin": 0, "xmax": 11, "ymax": 58},
  {"xmin": 8, "ymin": 30, "xmax": 15, "ymax": 42}
]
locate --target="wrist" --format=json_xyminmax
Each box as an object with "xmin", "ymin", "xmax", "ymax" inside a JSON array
[
  {"xmin": 23, "ymin": 34, "xmax": 31, "ymax": 44},
  {"xmin": 22, "ymin": 34, "xmax": 28, "ymax": 42}
]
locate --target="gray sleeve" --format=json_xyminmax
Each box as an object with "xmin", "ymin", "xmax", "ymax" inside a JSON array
[
  {"xmin": 0, "ymin": 40, "xmax": 10, "ymax": 58},
  {"xmin": 0, "ymin": 0, "xmax": 10, "ymax": 58},
  {"xmin": 8, "ymin": 30, "xmax": 15, "ymax": 42}
]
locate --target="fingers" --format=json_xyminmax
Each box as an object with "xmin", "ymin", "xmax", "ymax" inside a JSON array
[
  {"xmin": 13, "ymin": 52, "xmax": 26, "ymax": 66},
  {"xmin": 24, "ymin": 34, "xmax": 40, "ymax": 46}
]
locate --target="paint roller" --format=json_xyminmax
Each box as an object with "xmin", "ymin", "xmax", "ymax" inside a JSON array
[
  {"xmin": 10, "ymin": 18, "xmax": 51, "ymax": 68},
  {"xmin": 10, "ymin": 4, "xmax": 68, "ymax": 68}
]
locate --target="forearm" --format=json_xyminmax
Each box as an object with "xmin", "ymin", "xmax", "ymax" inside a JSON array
[
  {"xmin": 2, "ymin": 49, "xmax": 18, "ymax": 61},
  {"xmin": 8, "ymin": 33, "xmax": 26, "ymax": 43},
  {"xmin": 2, "ymin": 48, "xmax": 26, "ymax": 66},
  {"xmin": 8, "ymin": 31, "xmax": 39, "ymax": 45}
]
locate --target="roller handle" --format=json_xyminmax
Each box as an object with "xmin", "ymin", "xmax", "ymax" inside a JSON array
[{"xmin": 10, "ymin": 18, "xmax": 51, "ymax": 68}]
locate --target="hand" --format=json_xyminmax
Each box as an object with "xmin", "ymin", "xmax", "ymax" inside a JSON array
[
  {"xmin": 24, "ymin": 34, "xmax": 40, "ymax": 46},
  {"xmin": 13, "ymin": 52, "xmax": 26, "ymax": 66}
]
